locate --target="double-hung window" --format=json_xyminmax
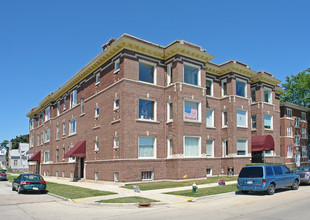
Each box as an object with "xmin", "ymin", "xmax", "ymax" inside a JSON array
[
  {"xmin": 138, "ymin": 136, "xmax": 156, "ymax": 158},
  {"xmin": 184, "ymin": 100, "xmax": 200, "ymax": 121},
  {"xmin": 206, "ymin": 79, "xmax": 213, "ymax": 96},
  {"xmin": 184, "ymin": 63, "xmax": 200, "ymax": 86},
  {"xmin": 251, "ymin": 115, "xmax": 256, "ymax": 129},
  {"xmin": 139, "ymin": 61, "xmax": 156, "ymax": 84},
  {"xmin": 68, "ymin": 146, "xmax": 76, "ymax": 162},
  {"xmin": 57, "ymin": 102, "xmax": 60, "ymax": 116},
  {"xmin": 206, "ymin": 109, "xmax": 214, "ymax": 127},
  {"xmin": 286, "ymin": 108, "xmax": 292, "ymax": 118},
  {"xmin": 96, "ymin": 73, "xmax": 100, "ymax": 84},
  {"xmin": 29, "ymin": 118, "xmax": 34, "ymax": 130},
  {"xmin": 167, "ymin": 137, "xmax": 173, "ymax": 158},
  {"xmin": 301, "ymin": 112, "xmax": 306, "ymax": 121},
  {"xmin": 287, "ymin": 145, "xmax": 293, "ymax": 158},
  {"xmin": 302, "ymin": 128, "xmax": 307, "ymax": 139},
  {"xmin": 114, "ymin": 98, "xmax": 119, "ymax": 110},
  {"xmin": 167, "ymin": 102, "xmax": 173, "ymax": 122},
  {"xmin": 237, "ymin": 109, "xmax": 247, "ymax": 127},
  {"xmin": 237, "ymin": 139, "xmax": 247, "ymax": 156},
  {"xmin": 30, "ymin": 136, "xmax": 34, "ymax": 147},
  {"xmin": 236, "ymin": 79, "xmax": 246, "ymax": 97},
  {"xmin": 184, "ymin": 136, "xmax": 201, "ymax": 157},
  {"xmin": 139, "ymin": 99, "xmax": 156, "ymax": 120},
  {"xmin": 295, "ymin": 136, "xmax": 300, "ymax": 146},
  {"xmin": 95, "ymin": 106, "xmax": 100, "ymax": 118},
  {"xmin": 295, "ymin": 118, "xmax": 300, "ymax": 128},
  {"xmin": 95, "ymin": 141, "xmax": 99, "ymax": 151},
  {"xmin": 222, "ymin": 111, "xmax": 228, "ymax": 127},
  {"xmin": 81, "ymin": 97, "xmax": 85, "ymax": 114},
  {"xmin": 56, "ymin": 149, "xmax": 59, "ymax": 163},
  {"xmin": 302, "ymin": 146, "xmax": 307, "ymax": 158},
  {"xmin": 63, "ymin": 96, "xmax": 67, "ymax": 110},
  {"xmin": 44, "ymin": 151, "xmax": 50, "ymax": 163},
  {"xmin": 69, "ymin": 120, "xmax": 76, "ymax": 135},
  {"xmin": 114, "ymin": 137, "xmax": 119, "ymax": 148},
  {"xmin": 264, "ymin": 88, "xmax": 272, "ymax": 104},
  {"xmin": 37, "ymin": 135, "xmax": 40, "ymax": 146},
  {"xmin": 206, "ymin": 140, "xmax": 214, "ymax": 157},
  {"xmin": 264, "ymin": 114, "xmax": 273, "ymax": 129},
  {"xmin": 167, "ymin": 64, "xmax": 172, "ymax": 85},
  {"xmin": 287, "ymin": 126, "xmax": 292, "ymax": 137},
  {"xmin": 62, "ymin": 122, "xmax": 66, "ymax": 136},
  {"xmin": 45, "ymin": 107, "xmax": 50, "ymax": 121},
  {"xmin": 56, "ymin": 126, "xmax": 59, "ymax": 140},
  {"xmin": 222, "ymin": 80, "xmax": 227, "ymax": 96},
  {"xmin": 44, "ymin": 129, "xmax": 50, "ymax": 142},
  {"xmin": 251, "ymin": 88, "xmax": 256, "ymax": 102},
  {"xmin": 70, "ymin": 90, "xmax": 77, "ymax": 108},
  {"xmin": 114, "ymin": 59, "xmax": 120, "ymax": 72}
]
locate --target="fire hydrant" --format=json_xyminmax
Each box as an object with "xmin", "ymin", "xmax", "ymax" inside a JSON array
[{"xmin": 192, "ymin": 183, "xmax": 198, "ymax": 193}]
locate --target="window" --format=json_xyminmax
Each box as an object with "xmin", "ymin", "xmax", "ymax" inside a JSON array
[
  {"xmin": 69, "ymin": 120, "xmax": 76, "ymax": 135},
  {"xmin": 30, "ymin": 136, "xmax": 34, "ymax": 147},
  {"xmin": 142, "ymin": 171, "xmax": 153, "ymax": 181},
  {"xmin": 273, "ymin": 166, "xmax": 283, "ymax": 175},
  {"xmin": 114, "ymin": 98, "xmax": 119, "ymax": 110},
  {"xmin": 167, "ymin": 102, "xmax": 173, "ymax": 121},
  {"xmin": 251, "ymin": 115, "xmax": 257, "ymax": 129},
  {"xmin": 237, "ymin": 109, "xmax": 247, "ymax": 127},
  {"xmin": 184, "ymin": 100, "xmax": 200, "ymax": 121},
  {"xmin": 286, "ymin": 108, "xmax": 292, "ymax": 118},
  {"xmin": 114, "ymin": 137, "xmax": 119, "ymax": 148},
  {"xmin": 302, "ymin": 128, "xmax": 307, "ymax": 139},
  {"xmin": 302, "ymin": 146, "xmax": 307, "ymax": 158},
  {"xmin": 264, "ymin": 114, "xmax": 273, "ymax": 129},
  {"xmin": 56, "ymin": 171, "xmax": 59, "ymax": 177},
  {"xmin": 294, "ymin": 136, "xmax": 300, "ymax": 146},
  {"xmin": 42, "ymin": 112, "xmax": 45, "ymax": 123},
  {"xmin": 301, "ymin": 112, "xmax": 306, "ymax": 121},
  {"xmin": 95, "ymin": 141, "xmax": 99, "ymax": 151},
  {"xmin": 95, "ymin": 106, "xmax": 99, "ymax": 118},
  {"xmin": 13, "ymin": 160, "xmax": 18, "ymax": 166},
  {"xmin": 56, "ymin": 149, "xmax": 59, "ymax": 163},
  {"xmin": 237, "ymin": 139, "xmax": 247, "ymax": 156},
  {"xmin": 167, "ymin": 64, "xmax": 172, "ymax": 85},
  {"xmin": 63, "ymin": 123, "xmax": 66, "ymax": 136},
  {"xmin": 206, "ymin": 109, "xmax": 214, "ymax": 127},
  {"xmin": 114, "ymin": 59, "xmax": 120, "ymax": 72},
  {"xmin": 139, "ymin": 99, "xmax": 156, "ymax": 120},
  {"xmin": 96, "ymin": 73, "xmax": 100, "ymax": 84},
  {"xmin": 264, "ymin": 88, "xmax": 272, "ymax": 104},
  {"xmin": 44, "ymin": 151, "xmax": 50, "ymax": 163},
  {"xmin": 251, "ymin": 88, "xmax": 256, "ymax": 102},
  {"xmin": 184, "ymin": 136, "xmax": 200, "ymax": 157},
  {"xmin": 295, "ymin": 118, "xmax": 300, "ymax": 128},
  {"xmin": 62, "ymin": 171, "xmax": 65, "ymax": 177},
  {"xmin": 222, "ymin": 80, "xmax": 227, "ymax": 96},
  {"xmin": 68, "ymin": 146, "xmax": 76, "ymax": 162},
  {"xmin": 206, "ymin": 168, "xmax": 212, "ymax": 176},
  {"xmin": 62, "ymin": 148, "xmax": 65, "ymax": 160},
  {"xmin": 37, "ymin": 135, "xmax": 40, "ymax": 146},
  {"xmin": 63, "ymin": 96, "xmax": 67, "ymax": 110},
  {"xmin": 266, "ymin": 167, "xmax": 274, "ymax": 176},
  {"xmin": 38, "ymin": 115, "xmax": 41, "ymax": 126},
  {"xmin": 95, "ymin": 172, "xmax": 99, "ymax": 181},
  {"xmin": 264, "ymin": 150, "xmax": 273, "ymax": 156},
  {"xmin": 236, "ymin": 79, "xmax": 246, "ymax": 97},
  {"xmin": 139, "ymin": 61, "xmax": 156, "ymax": 84},
  {"xmin": 30, "ymin": 118, "xmax": 34, "ymax": 130},
  {"xmin": 222, "ymin": 111, "xmax": 228, "ymax": 127},
  {"xmin": 70, "ymin": 90, "xmax": 77, "ymax": 108},
  {"xmin": 206, "ymin": 79, "xmax": 213, "ymax": 96},
  {"xmin": 114, "ymin": 172, "xmax": 119, "ymax": 182},
  {"xmin": 287, "ymin": 126, "xmax": 293, "ymax": 137},
  {"xmin": 45, "ymin": 107, "xmax": 50, "ymax": 121},
  {"xmin": 56, "ymin": 126, "xmax": 59, "ymax": 140},
  {"xmin": 167, "ymin": 137, "xmax": 173, "ymax": 158},
  {"xmin": 206, "ymin": 140, "xmax": 214, "ymax": 157},
  {"xmin": 81, "ymin": 97, "xmax": 85, "ymax": 114},
  {"xmin": 184, "ymin": 63, "xmax": 200, "ymax": 86},
  {"xmin": 44, "ymin": 129, "xmax": 50, "ymax": 142},
  {"xmin": 57, "ymin": 102, "xmax": 60, "ymax": 116},
  {"xmin": 222, "ymin": 140, "xmax": 228, "ymax": 157},
  {"xmin": 41, "ymin": 132, "xmax": 44, "ymax": 145},
  {"xmin": 138, "ymin": 137, "xmax": 156, "ymax": 158},
  {"xmin": 287, "ymin": 145, "xmax": 293, "ymax": 158}
]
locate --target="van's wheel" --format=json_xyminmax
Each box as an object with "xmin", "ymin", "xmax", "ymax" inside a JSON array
[
  {"xmin": 266, "ymin": 184, "xmax": 275, "ymax": 195},
  {"xmin": 241, "ymin": 190, "xmax": 249, "ymax": 194},
  {"xmin": 291, "ymin": 180, "xmax": 299, "ymax": 190}
]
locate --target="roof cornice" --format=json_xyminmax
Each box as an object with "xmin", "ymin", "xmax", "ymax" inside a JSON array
[{"xmin": 280, "ymin": 102, "xmax": 310, "ymax": 111}]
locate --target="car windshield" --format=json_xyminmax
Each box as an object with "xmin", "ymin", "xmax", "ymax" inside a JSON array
[
  {"xmin": 239, "ymin": 167, "xmax": 263, "ymax": 178},
  {"xmin": 23, "ymin": 175, "xmax": 44, "ymax": 181},
  {"xmin": 296, "ymin": 167, "xmax": 310, "ymax": 172}
]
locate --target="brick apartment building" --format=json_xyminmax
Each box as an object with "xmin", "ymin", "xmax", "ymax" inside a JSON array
[
  {"xmin": 280, "ymin": 102, "xmax": 309, "ymax": 168},
  {"xmin": 27, "ymin": 34, "xmax": 284, "ymax": 182}
]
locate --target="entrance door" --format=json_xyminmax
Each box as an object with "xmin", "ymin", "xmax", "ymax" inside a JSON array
[
  {"xmin": 252, "ymin": 151, "xmax": 264, "ymax": 163},
  {"xmin": 36, "ymin": 162, "xmax": 40, "ymax": 175},
  {"xmin": 80, "ymin": 158, "xmax": 84, "ymax": 178}
]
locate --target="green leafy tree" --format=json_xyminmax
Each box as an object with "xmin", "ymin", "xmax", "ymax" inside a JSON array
[
  {"xmin": 10, "ymin": 134, "xmax": 29, "ymax": 149},
  {"xmin": 280, "ymin": 68, "xmax": 310, "ymax": 107},
  {"xmin": 0, "ymin": 140, "xmax": 9, "ymax": 147}
]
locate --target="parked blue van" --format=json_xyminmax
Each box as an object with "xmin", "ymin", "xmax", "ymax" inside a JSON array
[{"xmin": 237, "ymin": 164, "xmax": 300, "ymax": 195}]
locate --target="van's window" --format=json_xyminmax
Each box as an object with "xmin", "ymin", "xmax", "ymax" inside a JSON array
[
  {"xmin": 273, "ymin": 166, "xmax": 283, "ymax": 175},
  {"xmin": 266, "ymin": 167, "xmax": 274, "ymax": 176},
  {"xmin": 239, "ymin": 167, "xmax": 263, "ymax": 178},
  {"xmin": 281, "ymin": 165, "xmax": 291, "ymax": 174}
]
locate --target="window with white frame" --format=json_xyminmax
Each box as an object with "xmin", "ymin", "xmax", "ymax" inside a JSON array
[
  {"xmin": 206, "ymin": 78, "xmax": 213, "ymax": 96},
  {"xmin": 56, "ymin": 149, "xmax": 59, "ymax": 163},
  {"xmin": 264, "ymin": 150, "xmax": 273, "ymax": 156},
  {"xmin": 41, "ymin": 132, "xmax": 44, "ymax": 145},
  {"xmin": 287, "ymin": 145, "xmax": 293, "ymax": 158},
  {"xmin": 114, "ymin": 136, "xmax": 119, "ymax": 148},
  {"xmin": 69, "ymin": 119, "xmax": 76, "ymax": 135},
  {"xmin": 68, "ymin": 146, "xmax": 76, "ymax": 162},
  {"xmin": 237, "ymin": 109, "xmax": 248, "ymax": 127},
  {"xmin": 63, "ymin": 96, "xmax": 67, "ymax": 110},
  {"xmin": 251, "ymin": 88, "xmax": 256, "ymax": 102},
  {"xmin": 57, "ymin": 102, "xmax": 60, "ymax": 116},
  {"xmin": 294, "ymin": 136, "xmax": 300, "ymax": 146},
  {"xmin": 184, "ymin": 63, "xmax": 200, "ymax": 86},
  {"xmin": 114, "ymin": 98, "xmax": 119, "ymax": 110},
  {"xmin": 30, "ymin": 136, "xmax": 34, "ymax": 147},
  {"xmin": 62, "ymin": 148, "xmax": 65, "ymax": 160},
  {"xmin": 38, "ymin": 114, "xmax": 41, "ymax": 126},
  {"xmin": 237, "ymin": 139, "xmax": 247, "ymax": 156},
  {"xmin": 287, "ymin": 126, "xmax": 293, "ymax": 137},
  {"xmin": 251, "ymin": 115, "xmax": 257, "ymax": 129},
  {"xmin": 44, "ymin": 129, "xmax": 50, "ymax": 142},
  {"xmin": 184, "ymin": 136, "xmax": 201, "ymax": 157},
  {"xmin": 302, "ymin": 146, "xmax": 307, "ymax": 158},
  {"xmin": 81, "ymin": 97, "xmax": 85, "ymax": 114},
  {"xmin": 96, "ymin": 72, "xmax": 100, "ymax": 84},
  {"xmin": 95, "ymin": 106, "xmax": 99, "ymax": 118},
  {"xmin": 236, "ymin": 79, "xmax": 246, "ymax": 97},
  {"xmin": 56, "ymin": 126, "xmax": 59, "ymax": 140},
  {"xmin": 114, "ymin": 59, "xmax": 120, "ymax": 72},
  {"xmin": 44, "ymin": 151, "xmax": 50, "ymax": 163},
  {"xmin": 70, "ymin": 90, "xmax": 77, "ymax": 108},
  {"xmin": 286, "ymin": 108, "xmax": 292, "ymax": 118},
  {"xmin": 42, "ymin": 112, "xmax": 45, "ymax": 123},
  {"xmin": 167, "ymin": 137, "xmax": 173, "ymax": 158},
  {"xmin": 37, "ymin": 135, "xmax": 40, "ymax": 146},
  {"xmin": 222, "ymin": 111, "xmax": 228, "ymax": 127},
  {"xmin": 295, "ymin": 118, "xmax": 300, "ymax": 128},
  {"xmin": 62, "ymin": 171, "xmax": 65, "ymax": 177},
  {"xmin": 30, "ymin": 118, "xmax": 34, "ymax": 130},
  {"xmin": 222, "ymin": 140, "xmax": 228, "ymax": 157},
  {"xmin": 139, "ymin": 61, "xmax": 156, "ymax": 84},
  {"xmin": 206, "ymin": 168, "xmax": 212, "ymax": 176},
  {"xmin": 139, "ymin": 99, "xmax": 156, "ymax": 120},
  {"xmin": 94, "ymin": 141, "xmax": 99, "ymax": 151},
  {"xmin": 206, "ymin": 140, "xmax": 214, "ymax": 157},
  {"xmin": 302, "ymin": 128, "xmax": 307, "ymax": 139},
  {"xmin": 45, "ymin": 107, "xmax": 50, "ymax": 121},
  {"xmin": 167, "ymin": 64, "xmax": 172, "ymax": 85},
  {"xmin": 264, "ymin": 114, "xmax": 273, "ymax": 129},
  {"xmin": 184, "ymin": 100, "xmax": 200, "ymax": 121},
  {"xmin": 222, "ymin": 80, "xmax": 227, "ymax": 96},
  {"xmin": 138, "ymin": 136, "xmax": 156, "ymax": 158},
  {"xmin": 142, "ymin": 171, "xmax": 153, "ymax": 180},
  {"xmin": 167, "ymin": 102, "xmax": 173, "ymax": 122},
  {"xmin": 264, "ymin": 88, "xmax": 272, "ymax": 104},
  {"xmin": 206, "ymin": 109, "xmax": 214, "ymax": 127},
  {"xmin": 301, "ymin": 112, "xmax": 306, "ymax": 121},
  {"xmin": 95, "ymin": 172, "xmax": 99, "ymax": 181},
  {"xmin": 62, "ymin": 122, "xmax": 66, "ymax": 136}
]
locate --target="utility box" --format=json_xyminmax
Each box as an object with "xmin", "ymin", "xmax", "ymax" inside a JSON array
[{"xmin": 227, "ymin": 167, "xmax": 234, "ymax": 176}]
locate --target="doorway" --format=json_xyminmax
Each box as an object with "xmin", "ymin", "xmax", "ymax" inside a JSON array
[{"xmin": 79, "ymin": 158, "xmax": 84, "ymax": 178}]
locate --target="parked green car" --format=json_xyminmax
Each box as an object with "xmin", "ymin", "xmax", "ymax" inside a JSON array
[{"xmin": 12, "ymin": 174, "xmax": 47, "ymax": 194}]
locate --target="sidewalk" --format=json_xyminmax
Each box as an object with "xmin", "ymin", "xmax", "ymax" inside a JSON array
[{"xmin": 43, "ymin": 176, "xmax": 237, "ymax": 205}]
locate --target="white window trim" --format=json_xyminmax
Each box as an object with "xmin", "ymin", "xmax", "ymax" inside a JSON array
[
  {"xmin": 81, "ymin": 97, "xmax": 85, "ymax": 114},
  {"xmin": 295, "ymin": 118, "xmax": 300, "ymax": 128},
  {"xmin": 69, "ymin": 119, "xmax": 77, "ymax": 135},
  {"xmin": 167, "ymin": 137, "xmax": 173, "ymax": 158},
  {"xmin": 167, "ymin": 64, "xmax": 172, "ymax": 86},
  {"xmin": 70, "ymin": 90, "xmax": 77, "ymax": 108},
  {"xmin": 264, "ymin": 88, "xmax": 272, "ymax": 104},
  {"xmin": 236, "ymin": 78, "xmax": 247, "ymax": 98},
  {"xmin": 45, "ymin": 107, "xmax": 50, "ymax": 121},
  {"xmin": 206, "ymin": 109, "xmax": 214, "ymax": 128},
  {"xmin": 206, "ymin": 140, "xmax": 214, "ymax": 157},
  {"xmin": 301, "ymin": 128, "xmax": 307, "ymax": 139},
  {"xmin": 301, "ymin": 112, "xmax": 306, "ymax": 122},
  {"xmin": 114, "ymin": 59, "xmax": 120, "ymax": 73},
  {"xmin": 56, "ymin": 126, "xmax": 59, "ymax": 140},
  {"xmin": 236, "ymin": 139, "xmax": 248, "ymax": 157},
  {"xmin": 138, "ymin": 136, "xmax": 157, "ymax": 159},
  {"xmin": 138, "ymin": 98, "xmax": 157, "ymax": 121},
  {"xmin": 286, "ymin": 108, "xmax": 292, "ymax": 119},
  {"xmin": 302, "ymin": 145, "xmax": 307, "ymax": 158},
  {"xmin": 95, "ymin": 106, "xmax": 100, "ymax": 118},
  {"xmin": 167, "ymin": 101, "xmax": 173, "ymax": 122},
  {"xmin": 95, "ymin": 72, "xmax": 100, "ymax": 85},
  {"xmin": 62, "ymin": 123, "xmax": 66, "ymax": 136},
  {"xmin": 251, "ymin": 114, "xmax": 257, "ymax": 130},
  {"xmin": 237, "ymin": 109, "xmax": 248, "ymax": 128},
  {"xmin": 139, "ymin": 59, "xmax": 157, "ymax": 85},
  {"xmin": 222, "ymin": 139, "xmax": 228, "ymax": 157},
  {"xmin": 183, "ymin": 99, "xmax": 201, "ymax": 122},
  {"xmin": 183, "ymin": 62, "xmax": 201, "ymax": 86},
  {"xmin": 287, "ymin": 126, "xmax": 293, "ymax": 137},
  {"xmin": 63, "ymin": 96, "xmax": 67, "ymax": 110},
  {"xmin": 44, "ymin": 150, "xmax": 50, "ymax": 164},
  {"xmin": 222, "ymin": 111, "xmax": 228, "ymax": 128},
  {"xmin": 30, "ymin": 136, "xmax": 34, "ymax": 147},
  {"xmin": 114, "ymin": 98, "xmax": 119, "ymax": 110},
  {"xmin": 206, "ymin": 78, "xmax": 213, "ymax": 97},
  {"xmin": 264, "ymin": 150, "xmax": 274, "ymax": 157},
  {"xmin": 287, "ymin": 145, "xmax": 293, "ymax": 158},
  {"xmin": 183, "ymin": 136, "xmax": 201, "ymax": 158},
  {"xmin": 251, "ymin": 87, "xmax": 256, "ymax": 102},
  {"xmin": 114, "ymin": 136, "xmax": 119, "ymax": 148},
  {"xmin": 221, "ymin": 79, "xmax": 227, "ymax": 97},
  {"xmin": 264, "ymin": 114, "xmax": 273, "ymax": 130},
  {"xmin": 206, "ymin": 168, "xmax": 212, "ymax": 177},
  {"xmin": 94, "ymin": 141, "xmax": 99, "ymax": 151},
  {"xmin": 57, "ymin": 102, "xmax": 60, "ymax": 116},
  {"xmin": 295, "ymin": 135, "xmax": 300, "ymax": 146}
]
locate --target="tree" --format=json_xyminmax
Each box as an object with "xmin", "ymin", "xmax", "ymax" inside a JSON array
[
  {"xmin": 0, "ymin": 140, "xmax": 9, "ymax": 147},
  {"xmin": 280, "ymin": 68, "xmax": 310, "ymax": 107},
  {"xmin": 10, "ymin": 134, "xmax": 29, "ymax": 149}
]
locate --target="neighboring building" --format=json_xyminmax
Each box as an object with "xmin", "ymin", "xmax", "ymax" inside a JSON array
[
  {"xmin": 280, "ymin": 102, "xmax": 309, "ymax": 168},
  {"xmin": 27, "ymin": 34, "xmax": 283, "ymax": 182},
  {"xmin": 9, "ymin": 143, "xmax": 29, "ymax": 171},
  {"xmin": 0, "ymin": 146, "xmax": 8, "ymax": 169}
]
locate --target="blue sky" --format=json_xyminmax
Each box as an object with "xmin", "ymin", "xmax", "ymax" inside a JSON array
[{"xmin": 0, "ymin": 0, "xmax": 309, "ymax": 143}]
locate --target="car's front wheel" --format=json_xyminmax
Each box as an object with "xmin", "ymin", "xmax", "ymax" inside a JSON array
[
  {"xmin": 291, "ymin": 180, "xmax": 299, "ymax": 190},
  {"xmin": 266, "ymin": 184, "xmax": 275, "ymax": 195}
]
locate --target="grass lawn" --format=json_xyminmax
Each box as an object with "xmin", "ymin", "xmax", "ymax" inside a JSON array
[
  {"xmin": 96, "ymin": 196, "xmax": 159, "ymax": 203},
  {"xmin": 165, "ymin": 184, "xmax": 237, "ymax": 197},
  {"xmin": 123, "ymin": 176, "xmax": 237, "ymax": 191}
]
